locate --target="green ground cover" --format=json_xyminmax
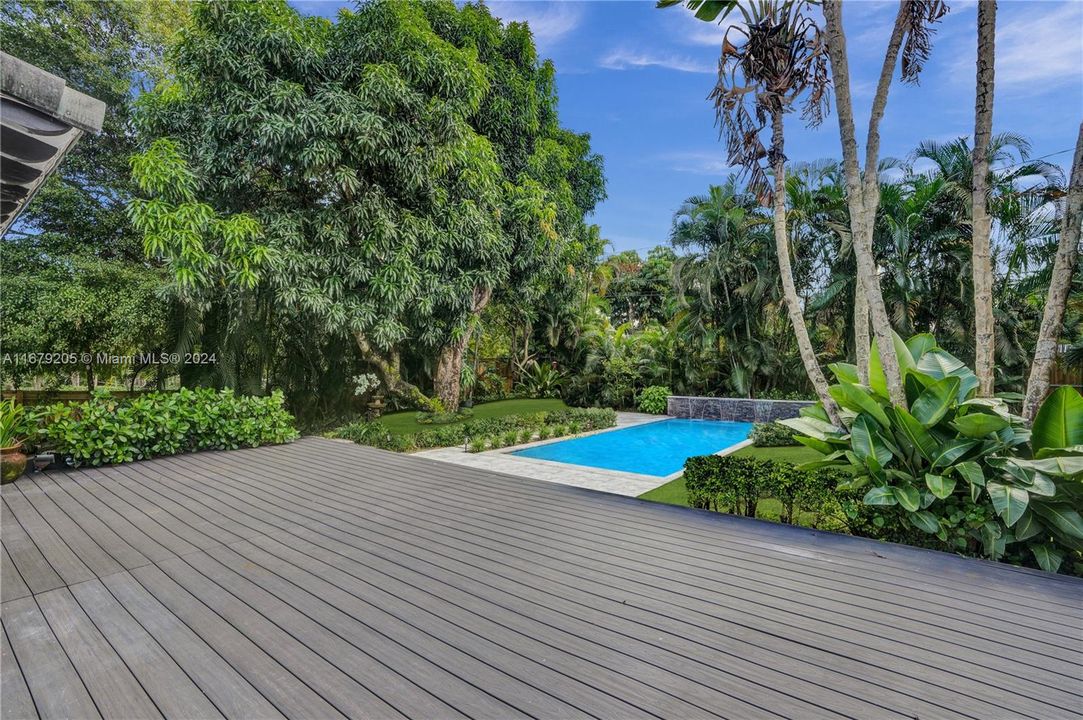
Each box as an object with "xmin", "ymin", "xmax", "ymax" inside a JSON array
[
  {"xmin": 376, "ymin": 398, "xmax": 569, "ymax": 436},
  {"xmin": 637, "ymin": 444, "xmax": 821, "ymax": 510}
]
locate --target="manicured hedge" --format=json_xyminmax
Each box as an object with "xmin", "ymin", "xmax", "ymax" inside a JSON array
[
  {"xmin": 749, "ymin": 421, "xmax": 798, "ymax": 447},
  {"xmin": 32, "ymin": 388, "xmax": 298, "ymax": 467},
  {"xmin": 333, "ymin": 407, "xmax": 617, "ymax": 452},
  {"xmin": 684, "ymin": 454, "xmax": 932, "ymax": 544},
  {"xmin": 685, "ymin": 455, "xmax": 845, "ymax": 524}
]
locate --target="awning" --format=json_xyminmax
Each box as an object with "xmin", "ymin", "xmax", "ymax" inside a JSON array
[{"xmin": 0, "ymin": 52, "xmax": 106, "ymax": 237}]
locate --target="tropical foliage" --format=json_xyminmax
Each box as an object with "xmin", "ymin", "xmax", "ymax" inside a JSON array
[
  {"xmin": 25, "ymin": 389, "xmax": 297, "ymax": 467},
  {"xmin": 781, "ymin": 334, "xmax": 1083, "ymax": 573}
]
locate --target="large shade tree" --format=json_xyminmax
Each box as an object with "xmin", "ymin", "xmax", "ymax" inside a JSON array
[{"xmin": 132, "ymin": 0, "xmax": 599, "ymax": 412}]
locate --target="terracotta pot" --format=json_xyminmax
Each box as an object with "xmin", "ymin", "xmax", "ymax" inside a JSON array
[{"xmin": 1, "ymin": 444, "xmax": 27, "ymax": 484}]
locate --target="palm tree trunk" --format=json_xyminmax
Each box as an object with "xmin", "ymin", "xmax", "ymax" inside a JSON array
[
  {"xmin": 1022, "ymin": 122, "xmax": 1083, "ymax": 420},
  {"xmin": 823, "ymin": 0, "xmax": 909, "ymax": 409},
  {"xmin": 855, "ymin": 279, "xmax": 870, "ymax": 384},
  {"xmin": 971, "ymin": 0, "xmax": 997, "ymax": 397},
  {"xmin": 770, "ymin": 112, "xmax": 841, "ymax": 425}
]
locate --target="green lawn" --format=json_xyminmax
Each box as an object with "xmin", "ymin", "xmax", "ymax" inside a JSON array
[
  {"xmin": 637, "ymin": 444, "xmax": 822, "ymax": 508},
  {"xmin": 376, "ymin": 398, "xmax": 569, "ymax": 436}
]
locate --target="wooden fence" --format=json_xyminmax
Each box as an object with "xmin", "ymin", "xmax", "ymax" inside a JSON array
[{"xmin": 0, "ymin": 389, "xmax": 157, "ymax": 405}]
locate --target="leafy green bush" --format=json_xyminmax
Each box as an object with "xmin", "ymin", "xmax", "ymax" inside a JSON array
[
  {"xmin": 782, "ymin": 331, "xmax": 1083, "ymax": 574},
  {"xmin": 750, "ymin": 422, "xmax": 798, "ymax": 447},
  {"xmin": 637, "ymin": 386, "xmax": 671, "ymax": 414},
  {"xmin": 468, "ymin": 437, "xmax": 486, "ymax": 453},
  {"xmin": 684, "ymin": 455, "xmax": 845, "ymax": 526},
  {"xmin": 33, "ymin": 388, "xmax": 298, "ymax": 467},
  {"xmin": 515, "ymin": 361, "xmax": 567, "ymax": 398}
]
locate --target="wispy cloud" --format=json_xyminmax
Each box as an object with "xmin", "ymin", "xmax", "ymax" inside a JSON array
[
  {"xmin": 485, "ymin": 1, "xmax": 583, "ymax": 48},
  {"xmin": 600, "ymin": 48, "xmax": 715, "ymax": 74},
  {"xmin": 993, "ymin": 3, "xmax": 1083, "ymax": 88},
  {"xmin": 659, "ymin": 150, "xmax": 733, "ymax": 175},
  {"xmin": 943, "ymin": 2, "xmax": 1082, "ymax": 91}
]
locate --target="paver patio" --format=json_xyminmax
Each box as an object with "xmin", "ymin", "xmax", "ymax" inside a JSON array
[{"xmin": 1, "ymin": 437, "xmax": 1081, "ymax": 719}]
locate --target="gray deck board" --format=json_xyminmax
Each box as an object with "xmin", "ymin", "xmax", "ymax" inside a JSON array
[
  {"xmin": 2, "ymin": 436, "xmax": 1081, "ymax": 720},
  {"xmin": 69, "ymin": 578, "xmax": 225, "ymax": 719},
  {"xmin": 1, "ymin": 621, "xmax": 35, "ymax": 720},
  {"xmin": 2, "ymin": 596, "xmax": 101, "ymax": 719},
  {"xmin": 263, "ymin": 446, "xmax": 1083, "ymax": 655},
  {"xmin": 172, "ymin": 447, "xmax": 1078, "ymax": 718},
  {"xmin": 100, "ymin": 571, "xmax": 286, "ymax": 720},
  {"xmin": 1, "ymin": 547, "xmax": 30, "ymax": 604},
  {"xmin": 27, "ymin": 473, "xmax": 151, "ymax": 570},
  {"xmin": 1, "ymin": 502, "xmax": 63, "ymax": 596},
  {"xmin": 34, "ymin": 587, "xmax": 162, "ymax": 719},
  {"xmin": 10, "ymin": 480, "xmax": 124, "ymax": 579},
  {"xmin": 0, "ymin": 492, "xmax": 94, "ymax": 588}
]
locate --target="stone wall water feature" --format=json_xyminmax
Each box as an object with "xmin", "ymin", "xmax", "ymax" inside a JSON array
[{"xmin": 666, "ymin": 396, "xmax": 813, "ymax": 423}]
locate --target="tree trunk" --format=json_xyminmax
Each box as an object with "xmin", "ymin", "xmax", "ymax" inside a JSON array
[
  {"xmin": 972, "ymin": 0, "xmax": 997, "ymax": 397},
  {"xmin": 352, "ymin": 332, "xmax": 438, "ymax": 412},
  {"xmin": 855, "ymin": 279, "xmax": 870, "ymax": 385},
  {"xmin": 1022, "ymin": 122, "xmax": 1083, "ymax": 420},
  {"xmin": 770, "ymin": 113, "xmax": 842, "ymax": 426},
  {"xmin": 434, "ymin": 337, "xmax": 468, "ymax": 412},
  {"xmin": 823, "ymin": 0, "xmax": 909, "ymax": 409},
  {"xmin": 432, "ymin": 287, "xmax": 494, "ymax": 413}
]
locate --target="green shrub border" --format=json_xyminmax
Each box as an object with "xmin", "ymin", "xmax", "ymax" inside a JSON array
[
  {"xmin": 28, "ymin": 388, "xmax": 299, "ymax": 467},
  {"xmin": 333, "ymin": 407, "xmax": 617, "ymax": 453}
]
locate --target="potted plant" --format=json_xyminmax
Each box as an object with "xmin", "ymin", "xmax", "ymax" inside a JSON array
[{"xmin": 1, "ymin": 400, "xmax": 29, "ymax": 484}]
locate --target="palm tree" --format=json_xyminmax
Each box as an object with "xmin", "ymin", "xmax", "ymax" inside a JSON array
[
  {"xmin": 822, "ymin": 0, "xmax": 948, "ymax": 409},
  {"xmin": 971, "ymin": 0, "xmax": 997, "ymax": 395},
  {"xmin": 1024, "ymin": 123, "xmax": 1083, "ymax": 419},
  {"xmin": 706, "ymin": 1, "xmax": 841, "ymax": 423}
]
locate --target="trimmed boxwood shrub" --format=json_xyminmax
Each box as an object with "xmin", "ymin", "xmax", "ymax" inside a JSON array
[
  {"xmin": 32, "ymin": 388, "xmax": 298, "ymax": 467},
  {"xmin": 750, "ymin": 421, "xmax": 797, "ymax": 447},
  {"xmin": 684, "ymin": 455, "xmax": 847, "ymax": 526},
  {"xmin": 334, "ymin": 407, "xmax": 618, "ymax": 452}
]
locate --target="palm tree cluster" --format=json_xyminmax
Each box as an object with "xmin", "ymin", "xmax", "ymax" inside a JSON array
[{"xmin": 550, "ymin": 133, "xmax": 1079, "ymax": 407}]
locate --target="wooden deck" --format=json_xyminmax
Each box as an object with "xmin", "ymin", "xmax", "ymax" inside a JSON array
[{"xmin": 1, "ymin": 437, "xmax": 1080, "ymax": 720}]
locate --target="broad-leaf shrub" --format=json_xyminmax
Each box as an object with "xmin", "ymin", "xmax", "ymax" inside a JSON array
[
  {"xmin": 637, "ymin": 386, "xmax": 671, "ymax": 414},
  {"xmin": 33, "ymin": 389, "xmax": 298, "ymax": 467},
  {"xmin": 750, "ymin": 421, "xmax": 798, "ymax": 447},
  {"xmin": 781, "ymin": 332, "xmax": 1083, "ymax": 574}
]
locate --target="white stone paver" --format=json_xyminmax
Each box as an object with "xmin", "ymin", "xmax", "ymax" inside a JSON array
[{"xmin": 414, "ymin": 412, "xmax": 671, "ymax": 496}]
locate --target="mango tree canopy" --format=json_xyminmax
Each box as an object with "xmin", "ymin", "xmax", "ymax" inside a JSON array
[{"xmin": 0, "ymin": 52, "xmax": 105, "ymax": 236}]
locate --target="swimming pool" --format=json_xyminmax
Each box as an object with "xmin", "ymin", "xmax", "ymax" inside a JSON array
[{"xmin": 511, "ymin": 418, "xmax": 754, "ymax": 477}]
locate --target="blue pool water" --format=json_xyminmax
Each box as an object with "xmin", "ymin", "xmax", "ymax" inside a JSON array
[{"xmin": 511, "ymin": 418, "xmax": 754, "ymax": 477}]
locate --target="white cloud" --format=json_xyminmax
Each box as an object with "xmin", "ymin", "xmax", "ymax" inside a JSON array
[
  {"xmin": 945, "ymin": 2, "xmax": 1083, "ymax": 91},
  {"xmin": 484, "ymin": 1, "xmax": 584, "ymax": 48},
  {"xmin": 600, "ymin": 48, "xmax": 716, "ymax": 74},
  {"xmin": 994, "ymin": 3, "xmax": 1083, "ymax": 88},
  {"xmin": 659, "ymin": 150, "xmax": 734, "ymax": 175}
]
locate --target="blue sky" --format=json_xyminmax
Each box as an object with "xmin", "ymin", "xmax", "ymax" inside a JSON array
[{"xmin": 293, "ymin": 0, "xmax": 1083, "ymax": 255}]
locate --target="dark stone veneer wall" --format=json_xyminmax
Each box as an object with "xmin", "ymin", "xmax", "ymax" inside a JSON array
[{"xmin": 666, "ymin": 396, "xmax": 813, "ymax": 423}]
